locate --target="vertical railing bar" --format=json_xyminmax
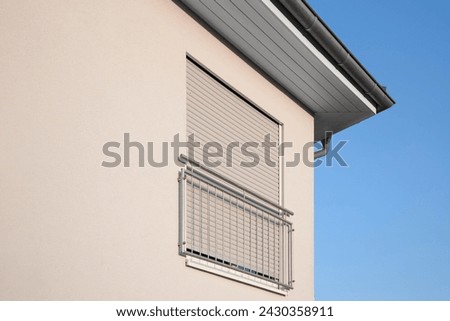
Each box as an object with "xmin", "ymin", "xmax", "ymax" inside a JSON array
[
  {"xmin": 262, "ymin": 210, "xmax": 264, "ymax": 279},
  {"xmin": 191, "ymin": 171, "xmax": 195, "ymax": 254},
  {"xmin": 278, "ymin": 222, "xmax": 281, "ymax": 282},
  {"xmin": 273, "ymin": 217, "xmax": 276, "ymax": 280},
  {"xmin": 228, "ymin": 190, "xmax": 233, "ymax": 263},
  {"xmin": 240, "ymin": 198, "xmax": 243, "ymax": 268},
  {"xmin": 243, "ymin": 205, "xmax": 245, "ymax": 269},
  {"xmin": 207, "ymin": 183, "xmax": 210, "ymax": 259},
  {"xmin": 242, "ymin": 197, "xmax": 245, "ymax": 270},
  {"xmin": 214, "ymin": 186, "xmax": 217, "ymax": 263},
  {"xmin": 233, "ymin": 198, "xmax": 239, "ymax": 265},
  {"xmin": 178, "ymin": 169, "xmax": 185, "ymax": 255},
  {"xmin": 235, "ymin": 195, "xmax": 239, "ymax": 267},
  {"xmin": 248, "ymin": 204, "xmax": 253, "ymax": 271},
  {"xmin": 289, "ymin": 224, "xmax": 293, "ymax": 286},
  {"xmin": 256, "ymin": 207, "xmax": 258, "ymax": 277},
  {"xmin": 199, "ymin": 177, "xmax": 203, "ymax": 256},
  {"xmin": 221, "ymin": 189, "xmax": 224, "ymax": 265},
  {"xmin": 266, "ymin": 214, "xmax": 268, "ymax": 279},
  {"xmin": 265, "ymin": 213, "xmax": 268, "ymax": 279},
  {"xmin": 282, "ymin": 221, "xmax": 285, "ymax": 285}
]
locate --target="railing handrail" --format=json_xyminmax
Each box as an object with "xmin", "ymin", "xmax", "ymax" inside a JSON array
[
  {"xmin": 185, "ymin": 169, "xmax": 293, "ymax": 225},
  {"xmin": 179, "ymin": 154, "xmax": 294, "ymax": 216}
]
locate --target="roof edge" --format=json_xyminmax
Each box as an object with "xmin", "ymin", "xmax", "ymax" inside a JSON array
[{"xmin": 276, "ymin": 0, "xmax": 395, "ymax": 112}]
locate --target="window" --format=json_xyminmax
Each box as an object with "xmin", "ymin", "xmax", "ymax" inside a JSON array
[{"xmin": 178, "ymin": 56, "xmax": 293, "ymax": 294}]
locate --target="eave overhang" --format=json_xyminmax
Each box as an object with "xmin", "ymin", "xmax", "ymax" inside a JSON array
[{"xmin": 178, "ymin": 0, "xmax": 395, "ymax": 141}]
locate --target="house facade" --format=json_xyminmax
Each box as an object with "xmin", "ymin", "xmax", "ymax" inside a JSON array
[{"xmin": 0, "ymin": 0, "xmax": 394, "ymax": 300}]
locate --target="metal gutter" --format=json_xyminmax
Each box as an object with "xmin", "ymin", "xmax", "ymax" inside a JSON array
[
  {"xmin": 277, "ymin": 0, "xmax": 395, "ymax": 112},
  {"xmin": 314, "ymin": 131, "xmax": 332, "ymax": 159}
]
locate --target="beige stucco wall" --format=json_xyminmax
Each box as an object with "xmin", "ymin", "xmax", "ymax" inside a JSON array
[{"xmin": 0, "ymin": 0, "xmax": 314, "ymax": 300}]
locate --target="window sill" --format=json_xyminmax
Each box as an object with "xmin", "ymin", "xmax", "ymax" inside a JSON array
[{"xmin": 185, "ymin": 255, "xmax": 288, "ymax": 296}]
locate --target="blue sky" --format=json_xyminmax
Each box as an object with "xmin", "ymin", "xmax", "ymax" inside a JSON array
[{"xmin": 310, "ymin": 0, "xmax": 450, "ymax": 300}]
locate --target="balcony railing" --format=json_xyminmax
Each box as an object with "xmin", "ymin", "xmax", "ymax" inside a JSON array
[{"xmin": 178, "ymin": 156, "xmax": 294, "ymax": 291}]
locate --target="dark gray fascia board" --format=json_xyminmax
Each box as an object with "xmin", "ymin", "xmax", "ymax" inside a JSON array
[{"xmin": 277, "ymin": 0, "xmax": 395, "ymax": 112}]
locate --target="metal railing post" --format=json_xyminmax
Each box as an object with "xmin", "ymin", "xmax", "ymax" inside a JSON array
[{"xmin": 178, "ymin": 169, "xmax": 186, "ymax": 255}]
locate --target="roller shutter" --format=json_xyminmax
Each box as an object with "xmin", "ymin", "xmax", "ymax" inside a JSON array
[{"xmin": 186, "ymin": 58, "xmax": 280, "ymax": 203}]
